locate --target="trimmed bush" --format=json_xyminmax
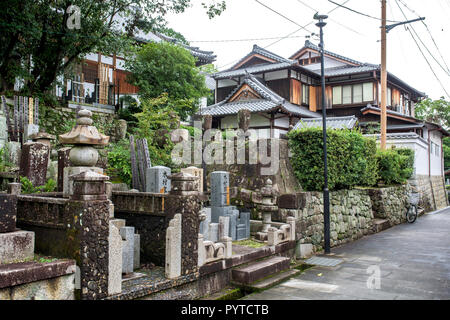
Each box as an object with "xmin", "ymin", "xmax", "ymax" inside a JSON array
[
  {"xmin": 287, "ymin": 128, "xmax": 379, "ymax": 191},
  {"xmin": 376, "ymin": 147, "xmax": 414, "ymax": 185}
]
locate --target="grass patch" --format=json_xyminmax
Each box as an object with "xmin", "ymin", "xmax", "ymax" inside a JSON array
[
  {"xmin": 233, "ymin": 239, "xmax": 266, "ymax": 248},
  {"xmin": 293, "ymin": 263, "xmax": 314, "ymax": 272}
]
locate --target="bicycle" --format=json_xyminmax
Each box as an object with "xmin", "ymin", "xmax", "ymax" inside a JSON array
[{"xmin": 406, "ymin": 192, "xmax": 419, "ymax": 223}]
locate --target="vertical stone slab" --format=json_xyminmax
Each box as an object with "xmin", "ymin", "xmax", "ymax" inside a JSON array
[
  {"xmin": 0, "ymin": 113, "xmax": 6, "ymax": 149},
  {"xmin": 287, "ymin": 216, "xmax": 296, "ymax": 241},
  {"xmin": 166, "ymin": 172, "xmax": 201, "ymax": 276},
  {"xmin": 134, "ymin": 233, "xmax": 140, "ymax": 270},
  {"xmin": 23, "ymin": 123, "xmax": 39, "ymax": 142},
  {"xmin": 108, "ymin": 222, "xmax": 122, "ymax": 296},
  {"xmin": 165, "ymin": 214, "xmax": 182, "ymax": 279},
  {"xmin": 19, "ymin": 142, "xmax": 50, "ymax": 187},
  {"xmin": 199, "ymin": 207, "xmax": 211, "ymax": 240},
  {"xmin": 218, "ymin": 216, "xmax": 230, "ymax": 241},
  {"xmin": 6, "ymin": 141, "xmax": 21, "ymax": 167},
  {"xmin": 209, "ymin": 223, "xmax": 219, "ymax": 243},
  {"xmin": 57, "ymin": 148, "xmax": 71, "ymax": 192},
  {"xmin": 211, "ymin": 171, "xmax": 229, "ymax": 207},
  {"xmin": 120, "ymin": 226, "xmax": 135, "ymax": 275},
  {"xmin": 0, "ymin": 193, "xmax": 17, "ymax": 233},
  {"xmin": 69, "ymin": 171, "xmax": 110, "ymax": 300},
  {"xmin": 146, "ymin": 166, "xmax": 171, "ymax": 193},
  {"xmin": 198, "ymin": 234, "xmax": 205, "ymax": 267}
]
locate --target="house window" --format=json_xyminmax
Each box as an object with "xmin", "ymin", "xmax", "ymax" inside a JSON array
[
  {"xmin": 332, "ymin": 86, "xmax": 342, "ymax": 105},
  {"xmin": 302, "ymin": 84, "xmax": 309, "ymax": 105},
  {"xmin": 332, "ymin": 82, "xmax": 374, "ymax": 105},
  {"xmin": 387, "ymin": 87, "xmax": 392, "ymax": 106}
]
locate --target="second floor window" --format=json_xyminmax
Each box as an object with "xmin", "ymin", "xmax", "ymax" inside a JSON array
[
  {"xmin": 332, "ymin": 82, "xmax": 374, "ymax": 105},
  {"xmin": 302, "ymin": 84, "xmax": 309, "ymax": 105}
]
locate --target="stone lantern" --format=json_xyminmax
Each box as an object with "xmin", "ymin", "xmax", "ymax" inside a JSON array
[
  {"xmin": 256, "ymin": 179, "xmax": 278, "ymax": 241},
  {"xmin": 59, "ymin": 109, "xmax": 109, "ymax": 197}
]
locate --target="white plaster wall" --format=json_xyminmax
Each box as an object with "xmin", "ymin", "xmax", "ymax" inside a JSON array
[
  {"xmin": 218, "ymin": 79, "xmax": 235, "ymax": 88},
  {"xmin": 84, "ymin": 53, "xmax": 98, "ymax": 62},
  {"xmin": 101, "ymin": 55, "xmax": 113, "ymax": 66},
  {"xmin": 429, "ymin": 130, "xmax": 443, "ymax": 176}
]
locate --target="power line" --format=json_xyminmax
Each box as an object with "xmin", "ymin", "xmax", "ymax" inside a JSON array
[
  {"xmin": 327, "ymin": 0, "xmax": 399, "ymax": 23},
  {"xmin": 217, "ymin": 0, "xmax": 350, "ymax": 69},
  {"xmin": 295, "ymin": 0, "xmax": 365, "ymax": 36},
  {"xmin": 397, "ymin": 0, "xmax": 450, "ymax": 75},
  {"xmin": 190, "ymin": 34, "xmax": 312, "ymax": 43},
  {"xmin": 394, "ymin": 0, "xmax": 450, "ymax": 99},
  {"xmin": 253, "ymin": 0, "xmax": 315, "ymax": 34}
]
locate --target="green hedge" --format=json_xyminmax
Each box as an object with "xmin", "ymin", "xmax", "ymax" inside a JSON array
[
  {"xmin": 376, "ymin": 148, "xmax": 414, "ymax": 185},
  {"xmin": 287, "ymin": 128, "xmax": 378, "ymax": 191}
]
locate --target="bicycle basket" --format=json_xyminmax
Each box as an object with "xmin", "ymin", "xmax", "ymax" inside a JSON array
[{"xmin": 409, "ymin": 193, "xmax": 420, "ymax": 205}]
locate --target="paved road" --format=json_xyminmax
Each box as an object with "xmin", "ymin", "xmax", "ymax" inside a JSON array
[{"xmin": 243, "ymin": 208, "xmax": 450, "ymax": 300}]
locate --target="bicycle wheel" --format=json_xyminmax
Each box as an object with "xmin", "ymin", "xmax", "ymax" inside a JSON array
[{"xmin": 406, "ymin": 206, "xmax": 417, "ymax": 223}]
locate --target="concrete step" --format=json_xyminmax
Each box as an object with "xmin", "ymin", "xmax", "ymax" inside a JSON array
[
  {"xmin": 373, "ymin": 219, "xmax": 390, "ymax": 233},
  {"xmin": 232, "ymin": 256, "xmax": 290, "ymax": 285},
  {"xmin": 248, "ymin": 269, "xmax": 301, "ymax": 290}
]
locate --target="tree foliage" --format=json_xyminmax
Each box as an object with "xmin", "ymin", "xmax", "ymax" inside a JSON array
[
  {"xmin": 0, "ymin": 0, "xmax": 226, "ymax": 95},
  {"xmin": 125, "ymin": 41, "xmax": 210, "ymax": 119}
]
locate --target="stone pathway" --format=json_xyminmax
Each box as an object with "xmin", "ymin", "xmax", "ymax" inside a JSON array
[{"xmin": 242, "ymin": 208, "xmax": 450, "ymax": 300}]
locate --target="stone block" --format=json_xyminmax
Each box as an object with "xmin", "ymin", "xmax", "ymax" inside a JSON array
[
  {"xmin": 211, "ymin": 205, "xmax": 235, "ymax": 223},
  {"xmin": 209, "ymin": 223, "xmax": 219, "ymax": 243},
  {"xmin": 19, "ymin": 142, "xmax": 50, "ymax": 187},
  {"xmin": 6, "ymin": 141, "xmax": 21, "ymax": 166},
  {"xmin": 236, "ymin": 224, "xmax": 247, "ymax": 241},
  {"xmin": 108, "ymin": 222, "xmax": 122, "ymax": 296},
  {"xmin": 0, "ymin": 194, "xmax": 17, "ymax": 233},
  {"xmin": 0, "ymin": 115, "xmax": 6, "ymax": 148},
  {"xmin": 199, "ymin": 208, "xmax": 211, "ymax": 240},
  {"xmin": 238, "ymin": 211, "xmax": 251, "ymax": 240},
  {"xmin": 111, "ymin": 219, "xmax": 126, "ymax": 230},
  {"xmin": 146, "ymin": 166, "xmax": 171, "ymax": 193},
  {"xmin": 0, "ymin": 231, "xmax": 34, "ymax": 264},
  {"xmin": 120, "ymin": 226, "xmax": 135, "ymax": 275},
  {"xmin": 63, "ymin": 166, "xmax": 103, "ymax": 198},
  {"xmin": 296, "ymin": 243, "xmax": 314, "ymax": 259},
  {"xmin": 23, "ymin": 124, "xmax": 39, "ymax": 142},
  {"xmin": 181, "ymin": 167, "xmax": 204, "ymax": 192},
  {"xmin": 210, "ymin": 171, "xmax": 229, "ymax": 207},
  {"xmin": 228, "ymin": 210, "xmax": 239, "ymax": 241},
  {"xmin": 57, "ymin": 148, "xmax": 71, "ymax": 192},
  {"xmin": 218, "ymin": 216, "xmax": 229, "ymax": 241},
  {"xmin": 134, "ymin": 233, "xmax": 140, "ymax": 270},
  {"xmin": 46, "ymin": 160, "xmax": 58, "ymax": 182},
  {"xmin": 198, "ymin": 234, "xmax": 205, "ymax": 267},
  {"xmin": 165, "ymin": 214, "xmax": 182, "ymax": 279}
]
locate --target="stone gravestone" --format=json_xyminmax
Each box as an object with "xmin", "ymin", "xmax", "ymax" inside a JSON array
[
  {"xmin": 0, "ymin": 102, "xmax": 7, "ymax": 149},
  {"xmin": 57, "ymin": 148, "xmax": 71, "ymax": 192},
  {"xmin": 108, "ymin": 222, "xmax": 122, "ymax": 295},
  {"xmin": 165, "ymin": 214, "xmax": 182, "ymax": 279},
  {"xmin": 146, "ymin": 166, "xmax": 171, "ymax": 193},
  {"xmin": 7, "ymin": 141, "xmax": 21, "ymax": 167},
  {"xmin": 210, "ymin": 171, "xmax": 230, "ymax": 208},
  {"xmin": 19, "ymin": 142, "xmax": 50, "ymax": 187}
]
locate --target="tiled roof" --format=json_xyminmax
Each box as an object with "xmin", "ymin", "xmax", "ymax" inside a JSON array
[
  {"xmin": 365, "ymin": 132, "xmax": 425, "ymax": 141},
  {"xmin": 293, "ymin": 116, "xmax": 358, "ymax": 130},
  {"xmin": 227, "ymin": 44, "xmax": 293, "ymax": 71},
  {"xmin": 213, "ymin": 61, "xmax": 295, "ymax": 79},
  {"xmin": 199, "ymin": 74, "xmax": 319, "ymax": 118},
  {"xmin": 310, "ymin": 65, "xmax": 379, "ymax": 77},
  {"xmin": 291, "ymin": 40, "xmax": 366, "ymax": 66}
]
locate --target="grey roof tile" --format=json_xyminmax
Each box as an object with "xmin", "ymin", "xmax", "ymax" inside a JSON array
[
  {"xmin": 293, "ymin": 115, "xmax": 358, "ymax": 130},
  {"xmin": 213, "ymin": 62, "xmax": 295, "ymax": 79}
]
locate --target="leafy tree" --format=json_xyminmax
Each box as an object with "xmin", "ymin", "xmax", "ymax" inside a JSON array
[
  {"xmin": 0, "ymin": 0, "xmax": 226, "ymax": 95},
  {"xmin": 125, "ymin": 41, "xmax": 210, "ymax": 119},
  {"xmin": 415, "ymin": 97, "xmax": 450, "ymax": 129}
]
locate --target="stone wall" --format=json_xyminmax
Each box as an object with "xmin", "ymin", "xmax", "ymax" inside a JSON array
[
  {"xmin": 409, "ymin": 175, "xmax": 448, "ymax": 212},
  {"xmin": 279, "ymin": 186, "xmax": 411, "ymax": 252},
  {"xmin": 368, "ymin": 184, "xmax": 411, "ymax": 225}
]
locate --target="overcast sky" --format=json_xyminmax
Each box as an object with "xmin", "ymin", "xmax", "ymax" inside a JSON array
[{"xmin": 165, "ymin": 0, "xmax": 450, "ymax": 100}]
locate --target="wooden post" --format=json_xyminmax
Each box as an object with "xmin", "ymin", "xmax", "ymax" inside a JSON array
[{"xmin": 380, "ymin": 0, "xmax": 387, "ymax": 150}]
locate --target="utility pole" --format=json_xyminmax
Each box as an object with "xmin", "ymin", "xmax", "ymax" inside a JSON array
[
  {"xmin": 380, "ymin": 0, "xmax": 387, "ymax": 150},
  {"xmin": 380, "ymin": 1, "xmax": 424, "ymax": 150},
  {"xmin": 314, "ymin": 12, "xmax": 330, "ymax": 254}
]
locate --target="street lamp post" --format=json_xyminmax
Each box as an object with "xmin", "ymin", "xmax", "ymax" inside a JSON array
[{"xmin": 314, "ymin": 13, "xmax": 331, "ymax": 254}]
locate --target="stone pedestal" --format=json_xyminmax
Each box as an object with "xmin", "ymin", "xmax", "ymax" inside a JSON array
[
  {"xmin": 19, "ymin": 142, "xmax": 50, "ymax": 187},
  {"xmin": 181, "ymin": 167, "xmax": 204, "ymax": 192},
  {"xmin": 68, "ymin": 171, "xmax": 110, "ymax": 300},
  {"xmin": 165, "ymin": 173, "xmax": 201, "ymax": 277},
  {"xmin": 63, "ymin": 166, "xmax": 103, "ymax": 198}
]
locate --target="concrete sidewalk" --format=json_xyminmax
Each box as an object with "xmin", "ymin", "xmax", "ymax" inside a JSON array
[{"xmin": 242, "ymin": 208, "xmax": 450, "ymax": 300}]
